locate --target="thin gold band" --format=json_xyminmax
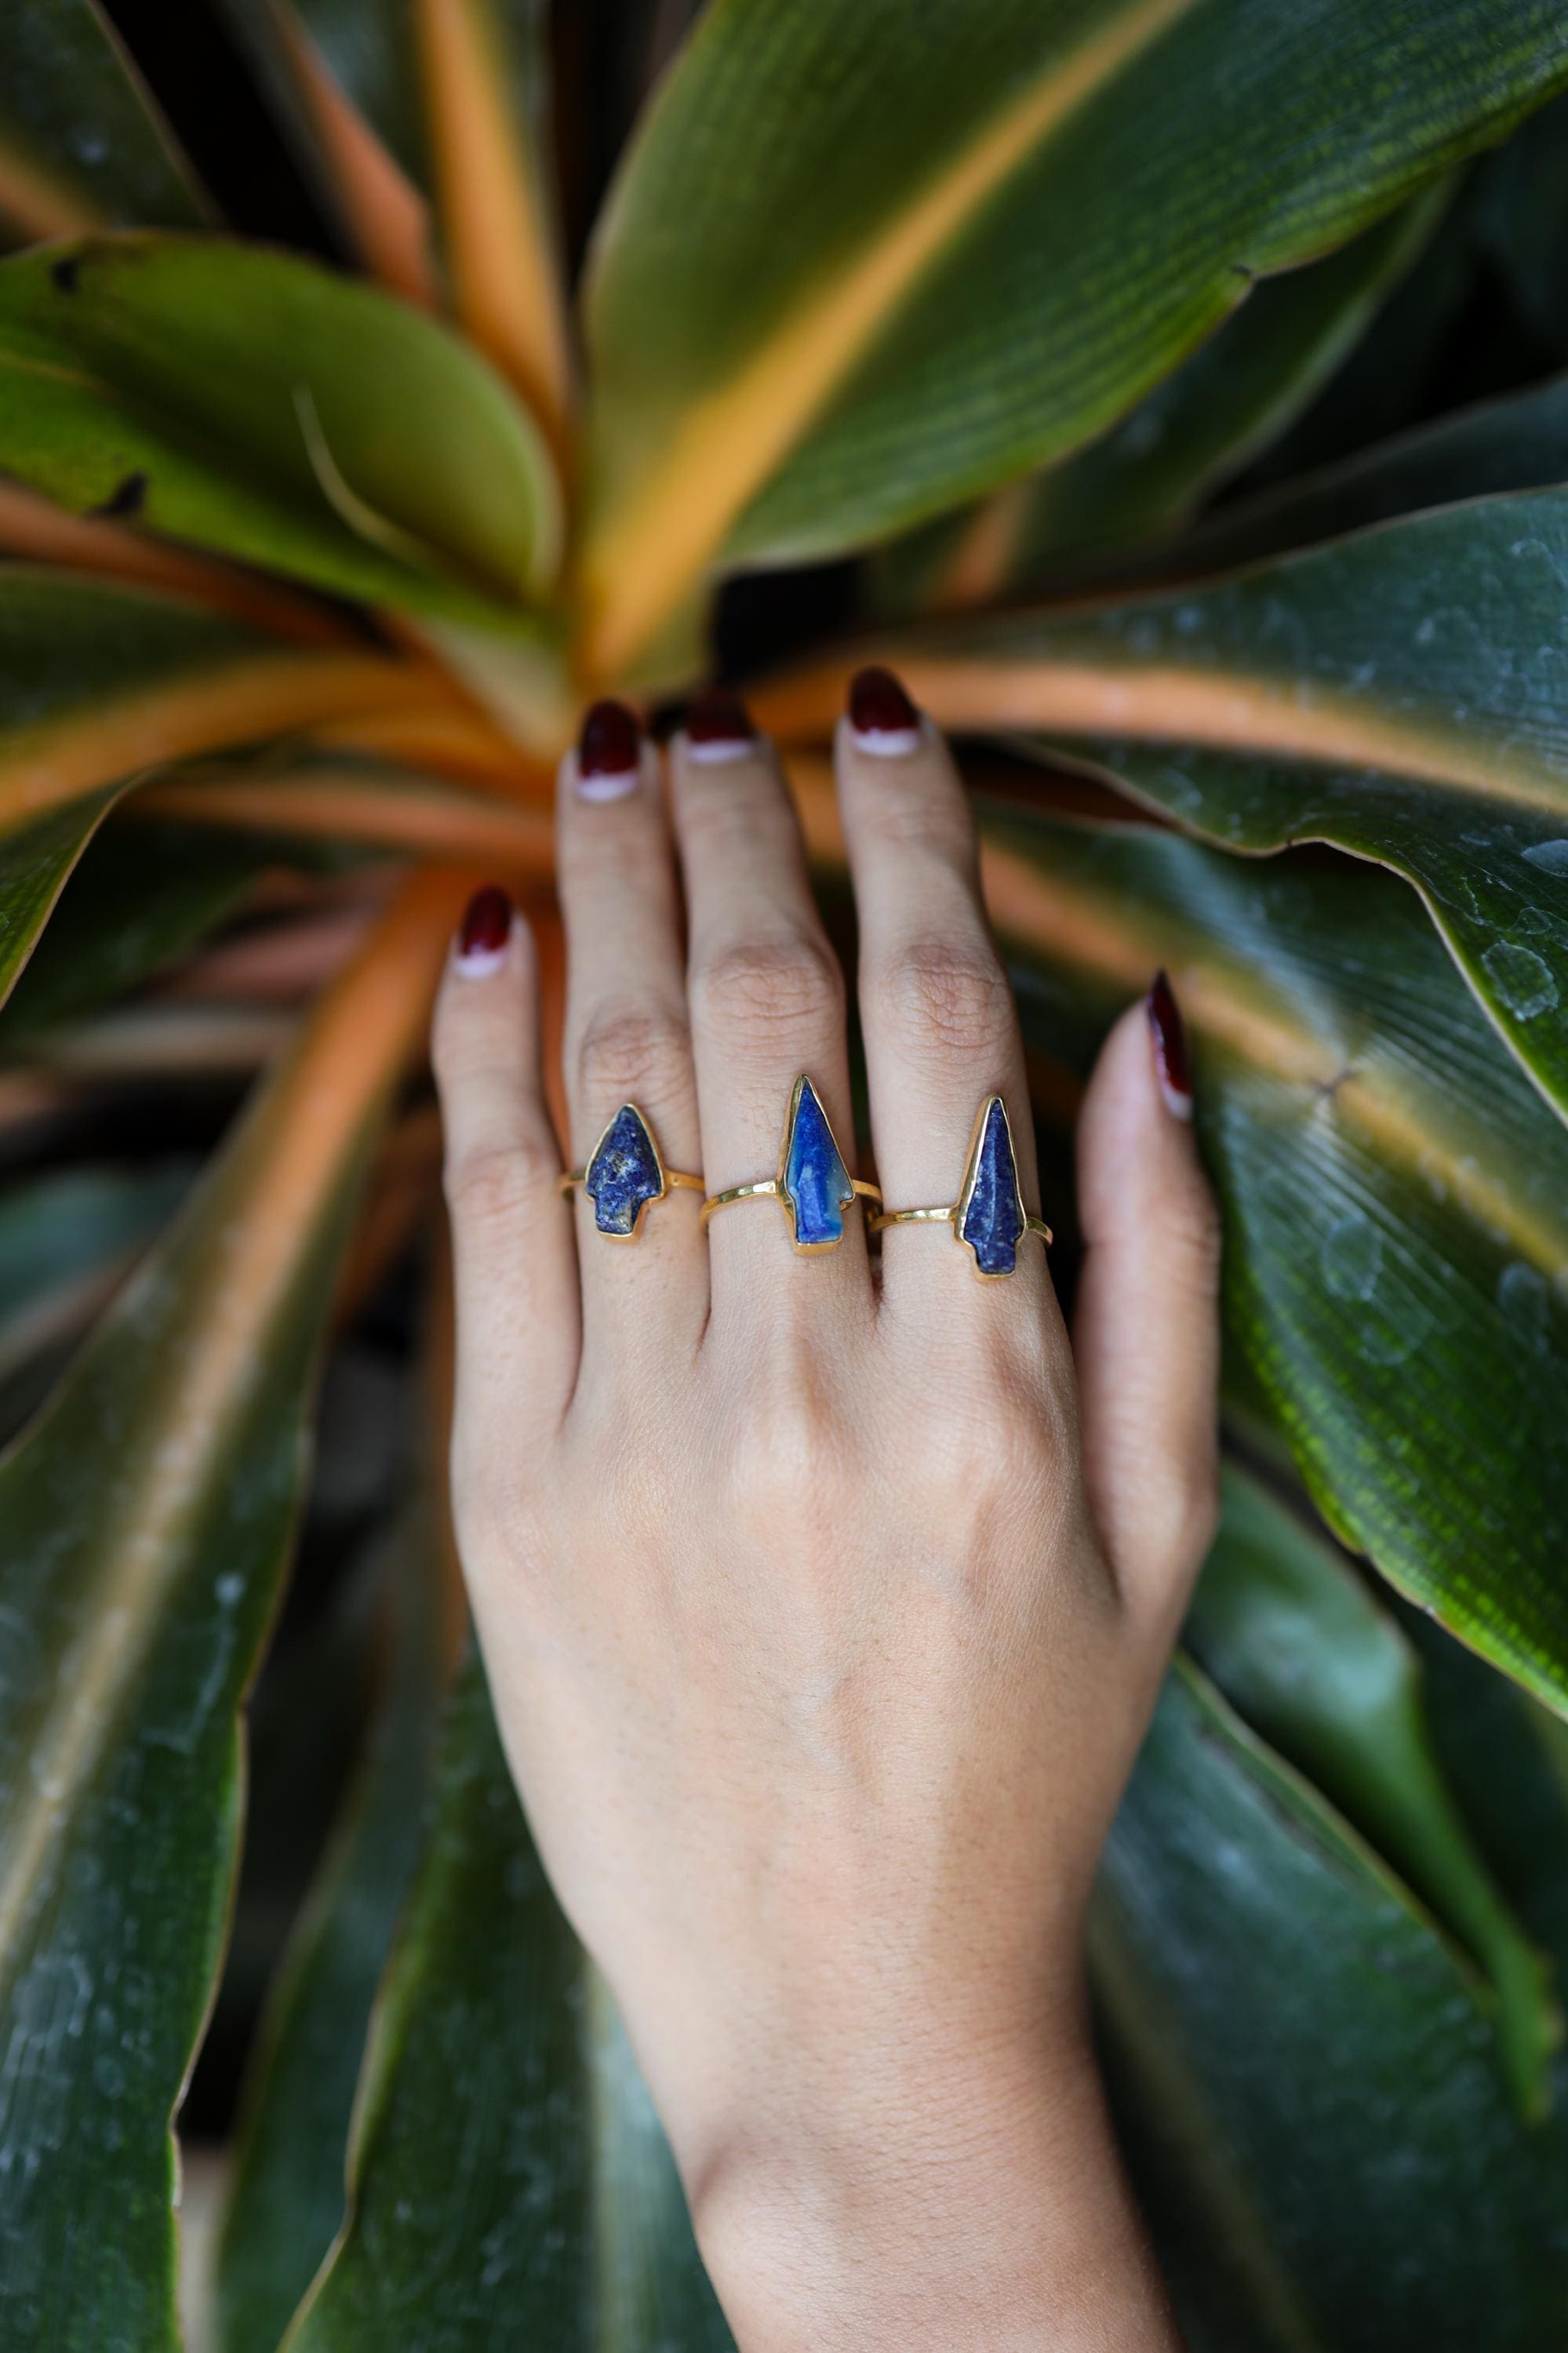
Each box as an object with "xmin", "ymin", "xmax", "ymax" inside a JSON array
[
  {"xmin": 558, "ymin": 1167, "xmax": 704, "ymax": 1196},
  {"xmin": 701, "ymin": 1176, "xmax": 880, "ymax": 1228},
  {"xmin": 869, "ymin": 1204, "xmax": 1052, "ymax": 1245}
]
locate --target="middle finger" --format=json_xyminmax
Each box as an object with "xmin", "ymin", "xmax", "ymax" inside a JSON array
[{"xmin": 670, "ymin": 692, "xmax": 872, "ymax": 1331}]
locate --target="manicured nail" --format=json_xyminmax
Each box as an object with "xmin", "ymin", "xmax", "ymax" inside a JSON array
[
  {"xmin": 455, "ymin": 885, "xmax": 514, "ymax": 977},
  {"xmin": 848, "ymin": 664, "xmax": 922, "ymax": 756},
  {"xmin": 1148, "ymin": 969, "xmax": 1194, "ymax": 1121},
  {"xmin": 577, "ymin": 699, "xmax": 642, "ymax": 800},
  {"xmin": 686, "ymin": 686, "xmax": 757, "ymax": 766}
]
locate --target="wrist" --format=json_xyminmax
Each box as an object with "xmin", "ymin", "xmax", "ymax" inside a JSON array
[{"xmin": 686, "ymin": 2024, "xmax": 1177, "ymax": 2353}]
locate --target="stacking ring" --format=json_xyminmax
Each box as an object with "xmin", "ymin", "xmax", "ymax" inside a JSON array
[
  {"xmin": 559, "ymin": 1104, "xmax": 704, "ymax": 1239},
  {"xmin": 701, "ymin": 1075, "xmax": 880, "ymax": 1253},
  {"xmin": 869, "ymin": 1096, "xmax": 1050, "ymax": 1278}
]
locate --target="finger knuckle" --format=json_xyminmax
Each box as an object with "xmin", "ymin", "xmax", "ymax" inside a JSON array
[
  {"xmin": 443, "ymin": 1134, "xmax": 552, "ymax": 1234},
  {"xmin": 693, "ymin": 932, "xmax": 843, "ymax": 1051},
  {"xmin": 871, "ymin": 935, "xmax": 1013, "ymax": 1060},
  {"xmin": 573, "ymin": 999, "xmax": 693, "ymax": 1113}
]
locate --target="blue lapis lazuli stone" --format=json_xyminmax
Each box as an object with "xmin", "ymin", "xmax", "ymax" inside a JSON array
[
  {"xmin": 586, "ymin": 1104, "xmax": 664, "ymax": 1235},
  {"xmin": 959, "ymin": 1099, "xmax": 1024, "ymax": 1275},
  {"xmin": 782, "ymin": 1078, "xmax": 853, "ymax": 1246}
]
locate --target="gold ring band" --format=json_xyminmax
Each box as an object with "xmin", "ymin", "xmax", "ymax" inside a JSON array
[
  {"xmin": 870, "ymin": 1205, "xmax": 1052, "ymax": 1244},
  {"xmin": 558, "ymin": 1103, "xmax": 704, "ymax": 1241},
  {"xmin": 871, "ymin": 1096, "xmax": 1050, "ymax": 1278},
  {"xmin": 702, "ymin": 1176, "xmax": 881, "ymax": 1227},
  {"xmin": 701, "ymin": 1075, "xmax": 876, "ymax": 1254}
]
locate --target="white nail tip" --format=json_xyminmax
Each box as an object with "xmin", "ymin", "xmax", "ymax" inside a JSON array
[
  {"xmin": 453, "ymin": 942, "xmax": 511, "ymax": 980},
  {"xmin": 575, "ymin": 769, "xmax": 640, "ymax": 802},
  {"xmin": 684, "ymin": 735, "xmax": 756, "ymax": 766},
  {"xmin": 1159, "ymin": 1079, "xmax": 1195, "ymax": 1122},
  {"xmin": 849, "ymin": 723, "xmax": 924, "ymax": 759}
]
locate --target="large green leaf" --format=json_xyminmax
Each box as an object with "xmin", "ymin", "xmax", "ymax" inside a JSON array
[
  {"xmin": 580, "ymin": 0, "xmax": 1568, "ymax": 676},
  {"xmin": 977, "ymin": 816, "xmax": 1568, "ymax": 1711},
  {"xmin": 1094, "ymin": 1657, "xmax": 1568, "ymax": 2351},
  {"xmin": 767, "ymin": 489, "xmax": 1568, "ymax": 1126},
  {"xmin": 0, "ymin": 816, "xmax": 259, "ymax": 1043},
  {"xmin": 1188, "ymin": 1467, "xmax": 1559, "ymax": 2116},
  {"xmin": 0, "ymin": 235, "xmax": 561, "ymax": 617},
  {"xmin": 216, "ymin": 0, "xmax": 570, "ymax": 442},
  {"xmin": 216, "ymin": 1511, "xmax": 446, "ymax": 2353},
  {"xmin": 0, "ymin": 1159, "xmax": 191, "ymax": 1404},
  {"xmin": 1171, "ymin": 369, "xmax": 1568, "ymax": 574},
  {"xmin": 0, "ymin": 875, "xmax": 456, "ymax": 2352},
  {"xmin": 879, "ymin": 189, "xmax": 1448, "ymax": 614},
  {"xmin": 286, "ymin": 1649, "xmax": 733, "ymax": 2351},
  {"xmin": 0, "ymin": 566, "xmax": 449, "ymax": 857},
  {"xmin": 0, "ymin": 1, "xmax": 206, "ymax": 242}
]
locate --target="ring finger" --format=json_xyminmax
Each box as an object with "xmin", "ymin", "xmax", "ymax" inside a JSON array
[{"xmin": 835, "ymin": 668, "xmax": 1060, "ymax": 1360}]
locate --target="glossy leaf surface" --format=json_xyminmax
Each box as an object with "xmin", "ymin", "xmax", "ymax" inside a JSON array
[
  {"xmin": 0, "ymin": 0, "xmax": 204, "ymax": 242},
  {"xmin": 1096, "ymin": 1658, "xmax": 1568, "ymax": 2350},
  {"xmin": 581, "ymin": 0, "xmax": 1568, "ymax": 675},
  {"xmin": 0, "ymin": 875, "xmax": 457, "ymax": 2351},
  {"xmin": 1188, "ymin": 1467, "xmax": 1559, "ymax": 2115},
  {"xmin": 886, "ymin": 190, "xmax": 1446, "ymax": 612},
  {"xmin": 977, "ymin": 816, "xmax": 1568, "ymax": 1711},
  {"xmin": 763, "ymin": 489, "xmax": 1568, "ymax": 1124},
  {"xmin": 0, "ymin": 235, "xmax": 561, "ymax": 616},
  {"xmin": 216, "ymin": 1514, "xmax": 446, "ymax": 2353},
  {"xmin": 287, "ymin": 1649, "xmax": 733, "ymax": 2351}
]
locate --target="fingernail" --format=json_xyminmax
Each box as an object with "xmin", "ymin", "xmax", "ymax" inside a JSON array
[
  {"xmin": 455, "ymin": 885, "xmax": 514, "ymax": 977},
  {"xmin": 848, "ymin": 664, "xmax": 922, "ymax": 757},
  {"xmin": 577, "ymin": 699, "xmax": 642, "ymax": 800},
  {"xmin": 1148, "ymin": 969, "xmax": 1194, "ymax": 1121},
  {"xmin": 686, "ymin": 686, "xmax": 757, "ymax": 766}
]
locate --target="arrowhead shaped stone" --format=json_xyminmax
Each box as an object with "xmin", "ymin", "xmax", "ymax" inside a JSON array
[
  {"xmin": 585, "ymin": 1104, "xmax": 664, "ymax": 1236},
  {"xmin": 780, "ymin": 1077, "xmax": 854, "ymax": 1248},
  {"xmin": 957, "ymin": 1096, "xmax": 1025, "ymax": 1275}
]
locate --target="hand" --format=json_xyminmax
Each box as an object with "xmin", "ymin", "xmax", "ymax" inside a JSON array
[{"xmin": 431, "ymin": 675, "xmax": 1220, "ymax": 2350}]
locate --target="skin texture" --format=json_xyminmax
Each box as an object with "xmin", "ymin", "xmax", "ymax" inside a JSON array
[{"xmin": 430, "ymin": 700, "xmax": 1220, "ymax": 2348}]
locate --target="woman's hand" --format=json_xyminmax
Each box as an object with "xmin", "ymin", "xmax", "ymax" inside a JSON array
[{"xmin": 431, "ymin": 675, "xmax": 1220, "ymax": 2351}]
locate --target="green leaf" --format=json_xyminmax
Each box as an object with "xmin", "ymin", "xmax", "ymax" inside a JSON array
[
  {"xmin": 0, "ymin": 816, "xmax": 258, "ymax": 1042},
  {"xmin": 0, "ymin": 565, "xmax": 455, "ymax": 849},
  {"xmin": 0, "ymin": 0, "xmax": 206, "ymax": 242},
  {"xmin": 978, "ymin": 816, "xmax": 1568, "ymax": 1711},
  {"xmin": 879, "ymin": 187, "xmax": 1449, "ymax": 613},
  {"xmin": 1188, "ymin": 1466, "xmax": 1559, "ymax": 2116},
  {"xmin": 0, "ymin": 1158, "xmax": 191, "ymax": 1387},
  {"xmin": 1171, "ymin": 367, "xmax": 1568, "ymax": 575},
  {"xmin": 0, "ymin": 875, "xmax": 456, "ymax": 2352},
  {"xmin": 215, "ymin": 1511, "xmax": 446, "ymax": 2353},
  {"xmin": 770, "ymin": 489, "xmax": 1568, "ymax": 1126},
  {"xmin": 580, "ymin": 0, "xmax": 1568, "ymax": 676},
  {"xmin": 286, "ymin": 1649, "xmax": 733, "ymax": 2351},
  {"xmin": 1095, "ymin": 1657, "xmax": 1568, "ymax": 2351},
  {"xmin": 0, "ymin": 234, "xmax": 562, "ymax": 617},
  {"xmin": 1474, "ymin": 89, "xmax": 1568, "ymax": 360}
]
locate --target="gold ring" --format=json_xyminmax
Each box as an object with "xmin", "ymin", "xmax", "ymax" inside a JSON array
[
  {"xmin": 868, "ymin": 1097, "xmax": 1051, "ymax": 1279},
  {"xmin": 700, "ymin": 1075, "xmax": 879, "ymax": 1254},
  {"xmin": 559, "ymin": 1104, "xmax": 703, "ymax": 1240}
]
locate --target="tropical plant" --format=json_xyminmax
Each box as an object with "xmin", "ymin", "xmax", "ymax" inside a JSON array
[{"xmin": 3, "ymin": 2, "xmax": 1568, "ymax": 2346}]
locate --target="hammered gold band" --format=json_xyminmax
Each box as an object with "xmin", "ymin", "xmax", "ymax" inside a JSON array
[{"xmin": 701, "ymin": 1176, "xmax": 881, "ymax": 1227}]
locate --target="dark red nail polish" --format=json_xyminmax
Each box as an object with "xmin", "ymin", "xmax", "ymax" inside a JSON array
[
  {"xmin": 457, "ymin": 885, "xmax": 513, "ymax": 969},
  {"xmin": 578, "ymin": 698, "xmax": 641, "ymax": 782},
  {"xmin": 848, "ymin": 664, "xmax": 920, "ymax": 744},
  {"xmin": 1148, "ymin": 969, "xmax": 1194, "ymax": 1118},
  {"xmin": 686, "ymin": 686, "xmax": 755, "ymax": 753}
]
